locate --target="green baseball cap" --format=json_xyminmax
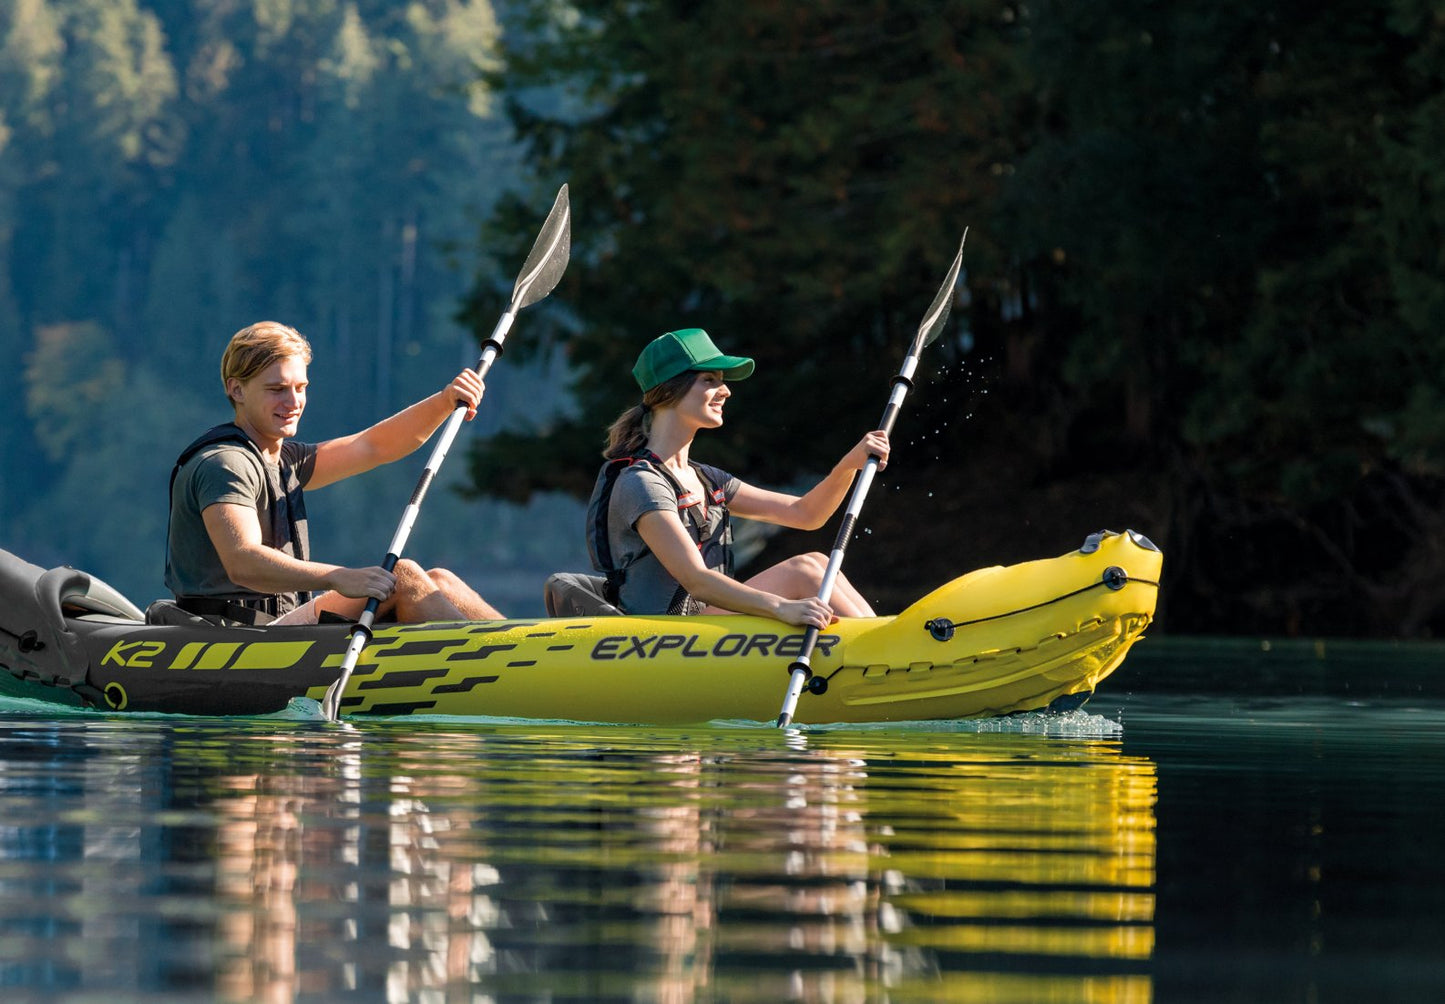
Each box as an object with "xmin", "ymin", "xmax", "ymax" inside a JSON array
[{"xmin": 632, "ymin": 328, "xmax": 755, "ymax": 391}]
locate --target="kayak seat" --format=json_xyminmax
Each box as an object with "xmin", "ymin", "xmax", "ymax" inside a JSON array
[
  {"xmin": 34, "ymin": 565, "xmax": 147, "ymax": 622},
  {"xmin": 144, "ymin": 599, "xmax": 358, "ymax": 627},
  {"xmin": 145, "ymin": 599, "xmax": 218, "ymax": 627},
  {"xmin": 543, "ymin": 572, "xmax": 622, "ymax": 618}
]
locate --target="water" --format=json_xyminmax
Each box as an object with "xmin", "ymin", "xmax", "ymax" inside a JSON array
[{"xmin": 0, "ymin": 639, "xmax": 1441, "ymax": 1002}]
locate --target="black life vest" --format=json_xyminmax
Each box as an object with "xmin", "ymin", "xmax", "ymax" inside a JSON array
[
  {"xmin": 587, "ymin": 450, "xmax": 734, "ymax": 615},
  {"xmin": 166, "ymin": 423, "xmax": 312, "ymax": 622}
]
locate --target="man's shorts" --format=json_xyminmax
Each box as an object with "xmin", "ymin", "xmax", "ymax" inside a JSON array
[{"xmin": 271, "ymin": 596, "xmax": 323, "ymax": 626}]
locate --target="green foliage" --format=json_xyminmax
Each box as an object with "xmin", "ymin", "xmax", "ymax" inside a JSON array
[
  {"xmin": 10, "ymin": 0, "xmax": 1445, "ymax": 633},
  {"xmin": 1002, "ymin": 0, "xmax": 1269, "ymax": 454},
  {"xmin": 465, "ymin": 0, "xmax": 1022, "ymax": 492},
  {"xmin": 0, "ymin": 0, "xmax": 548, "ymax": 601},
  {"xmin": 15, "ymin": 364, "xmax": 215, "ymax": 600},
  {"xmin": 465, "ymin": 0, "xmax": 1445, "ymax": 636},
  {"xmin": 1135, "ymin": 0, "xmax": 1445, "ymax": 548},
  {"xmin": 1374, "ymin": 0, "xmax": 1445, "ymax": 476},
  {"xmin": 24, "ymin": 322, "xmax": 128, "ymax": 463}
]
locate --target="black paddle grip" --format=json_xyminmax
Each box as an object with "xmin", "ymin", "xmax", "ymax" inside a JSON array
[
  {"xmin": 877, "ymin": 401, "xmax": 904, "ymax": 438},
  {"xmin": 409, "ymin": 469, "xmax": 435, "ymax": 507}
]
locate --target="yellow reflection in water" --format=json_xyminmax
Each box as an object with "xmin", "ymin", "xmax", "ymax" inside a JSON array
[{"xmin": 169, "ymin": 723, "xmax": 1155, "ymax": 1003}]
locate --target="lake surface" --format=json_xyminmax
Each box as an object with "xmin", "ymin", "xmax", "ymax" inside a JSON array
[{"xmin": 0, "ymin": 637, "xmax": 1441, "ymax": 1002}]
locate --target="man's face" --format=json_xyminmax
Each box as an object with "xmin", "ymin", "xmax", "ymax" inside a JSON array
[{"xmin": 229, "ymin": 355, "xmax": 308, "ymax": 443}]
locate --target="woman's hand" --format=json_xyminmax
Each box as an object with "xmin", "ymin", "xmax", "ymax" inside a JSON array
[
  {"xmin": 774, "ymin": 596, "xmax": 837, "ymax": 630},
  {"xmin": 839, "ymin": 430, "xmax": 890, "ymax": 472},
  {"xmin": 445, "ymin": 370, "xmax": 486, "ymax": 420}
]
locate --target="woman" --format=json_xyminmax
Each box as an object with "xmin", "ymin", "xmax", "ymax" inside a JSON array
[{"xmin": 586, "ymin": 328, "xmax": 889, "ymax": 629}]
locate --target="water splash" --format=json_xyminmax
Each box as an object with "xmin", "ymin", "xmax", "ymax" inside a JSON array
[{"xmin": 776, "ymin": 707, "xmax": 1122, "ymax": 738}]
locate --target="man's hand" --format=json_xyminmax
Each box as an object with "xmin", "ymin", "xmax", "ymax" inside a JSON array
[{"xmin": 327, "ymin": 566, "xmax": 396, "ymax": 601}]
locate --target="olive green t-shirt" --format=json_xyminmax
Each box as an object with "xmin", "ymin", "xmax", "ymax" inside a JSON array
[{"xmin": 164, "ymin": 438, "xmax": 317, "ymax": 609}]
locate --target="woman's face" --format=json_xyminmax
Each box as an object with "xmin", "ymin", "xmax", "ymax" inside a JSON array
[{"xmin": 675, "ymin": 370, "xmax": 730, "ymax": 429}]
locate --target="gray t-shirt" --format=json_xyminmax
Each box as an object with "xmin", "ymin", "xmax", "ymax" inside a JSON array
[
  {"xmin": 165, "ymin": 437, "xmax": 318, "ymax": 608},
  {"xmin": 594, "ymin": 460, "xmax": 739, "ymax": 615}
]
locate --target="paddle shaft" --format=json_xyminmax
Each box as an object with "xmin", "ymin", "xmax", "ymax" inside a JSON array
[
  {"xmin": 319, "ymin": 315, "xmax": 512, "ymax": 721},
  {"xmin": 775, "ymin": 353, "xmax": 920, "ymax": 728},
  {"xmin": 316, "ymin": 184, "xmax": 570, "ymax": 722}
]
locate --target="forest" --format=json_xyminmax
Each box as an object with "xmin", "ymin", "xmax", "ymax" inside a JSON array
[
  {"xmin": 462, "ymin": 0, "xmax": 1445, "ymax": 637},
  {"xmin": 4, "ymin": 0, "xmax": 1445, "ymax": 634},
  {"xmin": 0, "ymin": 0, "xmax": 583, "ymax": 613}
]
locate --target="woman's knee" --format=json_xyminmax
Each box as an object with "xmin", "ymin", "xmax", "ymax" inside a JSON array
[
  {"xmin": 788, "ymin": 552, "xmax": 829, "ymax": 578},
  {"xmin": 772, "ymin": 552, "xmax": 828, "ymax": 590}
]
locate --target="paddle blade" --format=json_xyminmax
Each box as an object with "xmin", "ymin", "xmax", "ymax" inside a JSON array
[
  {"xmin": 511, "ymin": 183, "xmax": 572, "ymax": 310},
  {"xmin": 914, "ymin": 228, "xmax": 968, "ymax": 352}
]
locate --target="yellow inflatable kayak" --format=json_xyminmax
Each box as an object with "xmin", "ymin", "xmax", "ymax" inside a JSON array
[{"xmin": 0, "ymin": 530, "xmax": 1160, "ymax": 724}]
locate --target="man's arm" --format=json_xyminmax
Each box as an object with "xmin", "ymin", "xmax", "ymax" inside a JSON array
[
  {"xmin": 201, "ymin": 503, "xmax": 395, "ymax": 600},
  {"xmin": 307, "ymin": 370, "xmax": 484, "ymax": 489}
]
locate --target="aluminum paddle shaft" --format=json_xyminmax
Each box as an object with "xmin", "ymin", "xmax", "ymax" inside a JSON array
[
  {"xmin": 321, "ymin": 184, "xmax": 571, "ymax": 722},
  {"xmin": 776, "ymin": 232, "xmax": 967, "ymax": 728}
]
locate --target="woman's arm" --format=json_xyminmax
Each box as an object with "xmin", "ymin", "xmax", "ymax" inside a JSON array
[
  {"xmin": 308, "ymin": 370, "xmax": 484, "ymax": 489},
  {"xmin": 634, "ymin": 510, "xmax": 833, "ymax": 628},
  {"xmin": 729, "ymin": 430, "xmax": 889, "ymax": 530}
]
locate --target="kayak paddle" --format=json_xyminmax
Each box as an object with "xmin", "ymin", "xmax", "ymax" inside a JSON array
[
  {"xmin": 320, "ymin": 184, "xmax": 572, "ymax": 722},
  {"xmin": 775, "ymin": 231, "xmax": 967, "ymax": 729}
]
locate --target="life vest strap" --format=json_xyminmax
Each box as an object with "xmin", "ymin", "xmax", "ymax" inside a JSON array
[{"xmin": 590, "ymin": 450, "xmax": 734, "ymax": 611}]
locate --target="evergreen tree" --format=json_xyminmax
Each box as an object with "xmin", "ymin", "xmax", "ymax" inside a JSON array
[
  {"xmin": 466, "ymin": 0, "xmax": 1445, "ymax": 635},
  {"xmin": 0, "ymin": 0, "xmax": 523, "ymax": 599},
  {"xmin": 463, "ymin": 0, "xmax": 1024, "ymax": 502}
]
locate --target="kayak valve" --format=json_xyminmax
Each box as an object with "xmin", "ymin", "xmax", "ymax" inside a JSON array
[
  {"xmin": 1081, "ymin": 528, "xmax": 1160, "ymax": 554},
  {"xmin": 925, "ymin": 618, "xmax": 956, "ymax": 642},
  {"xmin": 1102, "ymin": 566, "xmax": 1128, "ymax": 590}
]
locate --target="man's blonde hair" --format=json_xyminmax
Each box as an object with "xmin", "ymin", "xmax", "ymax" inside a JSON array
[{"xmin": 220, "ymin": 321, "xmax": 313, "ymax": 404}]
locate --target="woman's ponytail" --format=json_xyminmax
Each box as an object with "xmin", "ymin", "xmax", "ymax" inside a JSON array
[
  {"xmin": 601, "ymin": 371, "xmax": 700, "ymax": 458},
  {"xmin": 604, "ymin": 405, "xmax": 650, "ymax": 459}
]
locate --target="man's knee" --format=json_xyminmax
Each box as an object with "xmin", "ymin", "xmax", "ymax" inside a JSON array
[
  {"xmin": 392, "ymin": 559, "xmax": 435, "ymax": 597},
  {"xmin": 425, "ymin": 566, "xmax": 464, "ymax": 591}
]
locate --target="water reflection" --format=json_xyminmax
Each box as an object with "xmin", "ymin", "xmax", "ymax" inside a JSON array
[{"xmin": 0, "ymin": 717, "xmax": 1156, "ymax": 1001}]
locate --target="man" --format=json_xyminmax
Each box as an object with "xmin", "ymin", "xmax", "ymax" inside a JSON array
[{"xmin": 165, "ymin": 320, "xmax": 503, "ymax": 625}]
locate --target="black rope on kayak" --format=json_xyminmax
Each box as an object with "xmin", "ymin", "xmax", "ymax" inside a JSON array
[
  {"xmin": 0, "ymin": 622, "xmax": 43, "ymax": 651},
  {"xmin": 923, "ymin": 568, "xmax": 1161, "ymax": 642}
]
